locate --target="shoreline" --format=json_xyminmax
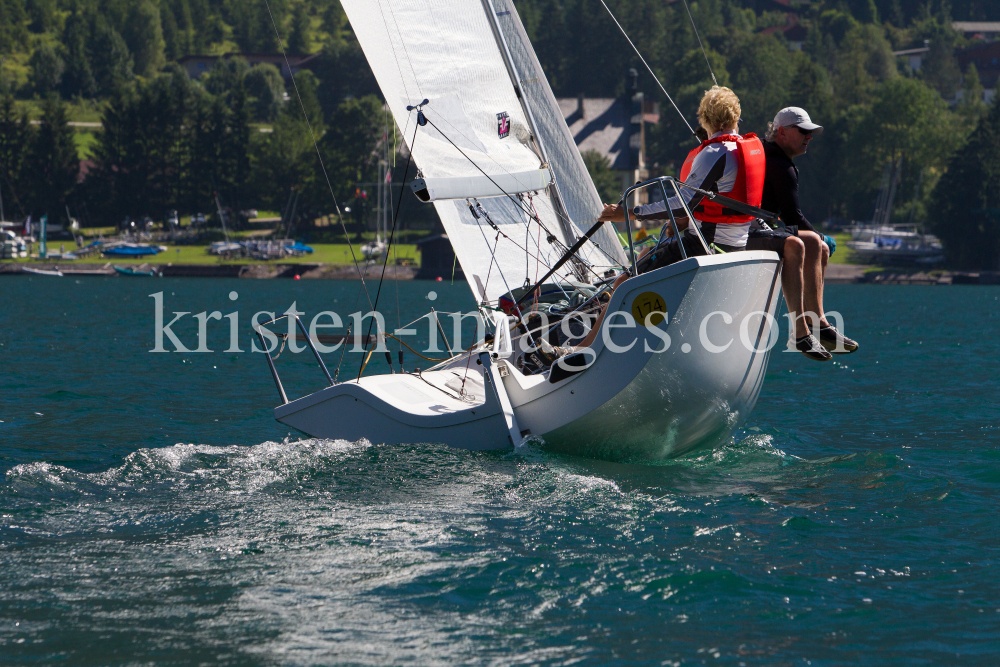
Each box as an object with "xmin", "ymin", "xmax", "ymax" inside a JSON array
[
  {"xmin": 3, "ymin": 261, "xmax": 998, "ymax": 285},
  {"xmin": 0, "ymin": 262, "xmax": 423, "ymax": 280}
]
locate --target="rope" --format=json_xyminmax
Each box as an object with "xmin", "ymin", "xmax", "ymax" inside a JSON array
[
  {"xmin": 261, "ymin": 0, "xmax": 375, "ymax": 312},
  {"xmin": 385, "ymin": 105, "xmax": 404, "ymax": 367},
  {"xmin": 386, "ymin": 334, "xmax": 449, "ymax": 362},
  {"xmin": 598, "ymin": 0, "xmax": 696, "ymax": 136},
  {"xmin": 357, "ymin": 121, "xmax": 418, "ymax": 381},
  {"xmin": 681, "ymin": 0, "xmax": 718, "ymax": 86}
]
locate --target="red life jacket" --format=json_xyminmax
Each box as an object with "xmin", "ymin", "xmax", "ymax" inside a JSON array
[{"xmin": 679, "ymin": 133, "xmax": 765, "ymax": 225}]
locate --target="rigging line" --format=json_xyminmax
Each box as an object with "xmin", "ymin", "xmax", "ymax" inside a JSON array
[
  {"xmin": 523, "ymin": 193, "xmax": 588, "ymax": 299},
  {"xmin": 375, "ymin": 0, "xmax": 418, "ymax": 101},
  {"xmin": 423, "ymin": 117, "xmax": 542, "ymax": 223},
  {"xmin": 424, "ymin": 115, "xmax": 608, "ymax": 277},
  {"xmin": 356, "ymin": 121, "xmax": 419, "ymax": 382},
  {"xmin": 462, "ymin": 227, "xmax": 504, "ymax": 395},
  {"xmin": 681, "ymin": 0, "xmax": 718, "ymax": 86},
  {"xmin": 386, "ymin": 111, "xmax": 403, "ymax": 358},
  {"xmin": 470, "ymin": 198, "xmax": 587, "ymax": 284},
  {"xmin": 381, "ymin": 0, "xmax": 424, "ymax": 98},
  {"xmin": 261, "ymin": 0, "xmax": 375, "ymax": 312},
  {"xmin": 597, "ymin": 0, "xmax": 696, "ymax": 136},
  {"xmin": 474, "ymin": 220, "xmax": 539, "ymax": 352}
]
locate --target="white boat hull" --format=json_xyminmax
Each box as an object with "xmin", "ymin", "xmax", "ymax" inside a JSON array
[{"xmin": 274, "ymin": 251, "xmax": 782, "ymax": 461}]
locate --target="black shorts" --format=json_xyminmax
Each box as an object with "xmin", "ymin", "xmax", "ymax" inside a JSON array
[{"xmin": 746, "ymin": 225, "xmax": 799, "ymax": 256}]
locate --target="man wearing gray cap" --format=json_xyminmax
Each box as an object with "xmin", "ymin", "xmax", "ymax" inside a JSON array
[{"xmin": 746, "ymin": 107, "xmax": 859, "ymax": 359}]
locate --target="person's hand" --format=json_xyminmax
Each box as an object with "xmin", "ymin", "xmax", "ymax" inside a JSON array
[
  {"xmin": 661, "ymin": 223, "xmax": 674, "ymax": 238},
  {"xmin": 599, "ymin": 203, "xmax": 624, "ymax": 222},
  {"xmin": 822, "ymin": 234, "xmax": 836, "ymax": 256}
]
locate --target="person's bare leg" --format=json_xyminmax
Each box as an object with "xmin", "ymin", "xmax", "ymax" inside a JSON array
[
  {"xmin": 780, "ymin": 237, "xmax": 809, "ymax": 338},
  {"xmin": 578, "ymin": 273, "xmax": 630, "ymax": 348},
  {"xmin": 799, "ymin": 231, "xmax": 830, "ymax": 326}
]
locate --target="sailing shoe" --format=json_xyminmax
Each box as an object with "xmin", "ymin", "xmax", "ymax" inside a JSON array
[
  {"xmin": 818, "ymin": 325, "xmax": 859, "ymax": 353},
  {"xmin": 796, "ymin": 334, "xmax": 833, "ymax": 362}
]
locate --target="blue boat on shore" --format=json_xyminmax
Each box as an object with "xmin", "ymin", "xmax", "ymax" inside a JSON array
[
  {"xmin": 103, "ymin": 244, "xmax": 161, "ymax": 257},
  {"xmin": 113, "ymin": 265, "xmax": 160, "ymax": 276}
]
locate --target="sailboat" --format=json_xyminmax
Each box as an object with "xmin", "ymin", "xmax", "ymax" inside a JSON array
[
  {"xmin": 257, "ymin": 0, "xmax": 783, "ymax": 460},
  {"xmin": 847, "ymin": 160, "xmax": 944, "ymax": 264},
  {"xmin": 361, "ymin": 158, "xmax": 390, "ymax": 260}
]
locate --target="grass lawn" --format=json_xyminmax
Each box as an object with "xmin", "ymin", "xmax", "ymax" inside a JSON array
[
  {"xmin": 14, "ymin": 243, "xmax": 421, "ymax": 266},
  {"xmin": 826, "ymin": 232, "xmax": 861, "ymax": 265}
]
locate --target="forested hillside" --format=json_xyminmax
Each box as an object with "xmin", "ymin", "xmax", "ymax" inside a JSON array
[{"xmin": 1, "ymin": 0, "xmax": 999, "ymax": 266}]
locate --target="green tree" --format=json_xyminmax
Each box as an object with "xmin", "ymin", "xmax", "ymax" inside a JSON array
[
  {"xmin": 244, "ymin": 63, "xmax": 285, "ymax": 121},
  {"xmin": 929, "ymin": 98, "xmax": 1000, "ymax": 269},
  {"xmin": 215, "ymin": 85, "xmax": 252, "ymax": 219},
  {"xmin": 288, "ymin": 2, "xmax": 312, "ymax": 53},
  {"xmin": 0, "ymin": 83, "xmax": 34, "ymax": 218},
  {"xmin": 61, "ymin": 11, "xmax": 97, "ymax": 99},
  {"xmin": 232, "ymin": 0, "xmax": 287, "ymax": 52},
  {"xmin": 913, "ymin": 17, "xmax": 962, "ymax": 100},
  {"xmin": 958, "ymin": 63, "xmax": 987, "ymax": 127},
  {"xmin": 0, "ymin": 0, "xmax": 30, "ymax": 54},
  {"xmin": 27, "ymin": 95, "xmax": 78, "ymax": 218},
  {"xmin": 123, "ymin": 0, "xmax": 166, "ymax": 76},
  {"xmin": 161, "ymin": 3, "xmax": 182, "ymax": 62},
  {"xmin": 286, "ymin": 69, "xmax": 323, "ymax": 130},
  {"xmin": 202, "ymin": 56, "xmax": 249, "ymax": 99},
  {"xmin": 811, "ymin": 77, "xmax": 961, "ymax": 222},
  {"xmin": 88, "ymin": 83, "xmax": 146, "ymax": 223},
  {"xmin": 832, "ymin": 23, "xmax": 896, "ymax": 108},
  {"xmin": 168, "ymin": 0, "xmax": 195, "ymax": 55},
  {"xmin": 582, "ymin": 150, "xmax": 621, "ymax": 204},
  {"xmin": 29, "ymin": 45, "xmax": 64, "ymax": 96},
  {"xmin": 89, "ymin": 16, "xmax": 134, "ymax": 96},
  {"xmin": 728, "ymin": 33, "xmax": 796, "ymax": 134},
  {"xmin": 320, "ymin": 95, "xmax": 384, "ymax": 202},
  {"xmin": 26, "ymin": 0, "xmax": 55, "ymax": 33},
  {"xmin": 251, "ymin": 113, "xmax": 314, "ymax": 212}
]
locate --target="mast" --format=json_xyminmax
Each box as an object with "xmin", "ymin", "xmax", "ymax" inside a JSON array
[{"xmin": 480, "ymin": 0, "xmax": 589, "ymax": 282}]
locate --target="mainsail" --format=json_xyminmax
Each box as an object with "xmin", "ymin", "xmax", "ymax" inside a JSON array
[{"xmin": 340, "ymin": 0, "xmax": 624, "ymax": 302}]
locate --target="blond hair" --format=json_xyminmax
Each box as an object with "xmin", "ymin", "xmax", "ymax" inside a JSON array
[{"xmin": 697, "ymin": 86, "xmax": 741, "ymax": 135}]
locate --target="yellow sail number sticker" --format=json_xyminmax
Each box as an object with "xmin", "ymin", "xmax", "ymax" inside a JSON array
[{"xmin": 631, "ymin": 291, "xmax": 667, "ymax": 327}]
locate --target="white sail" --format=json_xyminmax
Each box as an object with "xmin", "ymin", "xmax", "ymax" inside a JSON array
[{"xmin": 339, "ymin": 0, "xmax": 624, "ymax": 302}]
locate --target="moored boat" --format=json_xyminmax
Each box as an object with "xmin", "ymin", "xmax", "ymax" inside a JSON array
[
  {"xmin": 22, "ymin": 266, "xmax": 64, "ymax": 277},
  {"xmin": 113, "ymin": 265, "xmax": 161, "ymax": 276}
]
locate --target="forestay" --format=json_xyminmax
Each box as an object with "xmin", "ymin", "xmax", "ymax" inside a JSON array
[{"xmin": 340, "ymin": 0, "xmax": 624, "ymax": 302}]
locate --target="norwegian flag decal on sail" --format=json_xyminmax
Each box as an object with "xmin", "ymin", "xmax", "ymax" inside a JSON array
[{"xmin": 497, "ymin": 111, "xmax": 510, "ymax": 139}]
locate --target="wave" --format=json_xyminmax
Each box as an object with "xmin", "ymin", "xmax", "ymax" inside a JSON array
[{"xmin": 3, "ymin": 438, "xmax": 371, "ymax": 501}]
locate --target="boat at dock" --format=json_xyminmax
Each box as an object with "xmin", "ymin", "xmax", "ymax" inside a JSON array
[
  {"xmin": 22, "ymin": 266, "xmax": 63, "ymax": 277},
  {"xmin": 113, "ymin": 265, "xmax": 161, "ymax": 277},
  {"xmin": 846, "ymin": 224, "xmax": 944, "ymax": 265}
]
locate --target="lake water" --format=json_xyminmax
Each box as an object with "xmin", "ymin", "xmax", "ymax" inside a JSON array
[{"xmin": 2, "ymin": 277, "xmax": 998, "ymax": 665}]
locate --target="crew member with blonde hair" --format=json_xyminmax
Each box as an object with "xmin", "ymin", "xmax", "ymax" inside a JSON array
[
  {"xmin": 575, "ymin": 87, "xmax": 765, "ymax": 351},
  {"xmin": 599, "ymin": 86, "xmax": 765, "ymax": 265}
]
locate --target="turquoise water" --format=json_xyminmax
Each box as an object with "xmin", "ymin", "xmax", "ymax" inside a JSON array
[{"xmin": 2, "ymin": 277, "xmax": 999, "ymax": 665}]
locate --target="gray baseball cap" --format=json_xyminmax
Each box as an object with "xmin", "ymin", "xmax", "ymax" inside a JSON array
[{"xmin": 773, "ymin": 107, "xmax": 823, "ymax": 133}]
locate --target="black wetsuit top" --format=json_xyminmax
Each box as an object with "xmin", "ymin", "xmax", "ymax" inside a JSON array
[{"xmin": 761, "ymin": 140, "xmax": 816, "ymax": 233}]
